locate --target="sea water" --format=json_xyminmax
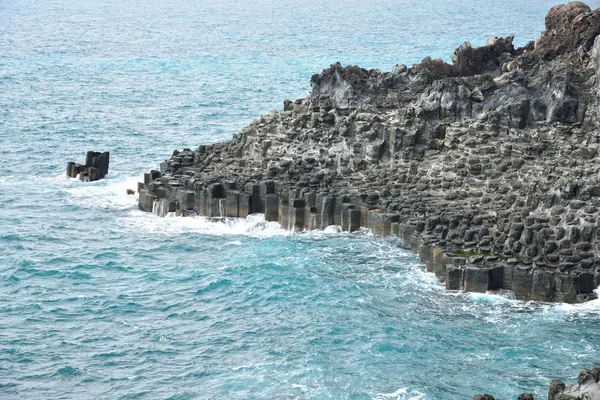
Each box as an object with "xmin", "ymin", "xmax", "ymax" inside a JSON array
[{"xmin": 1, "ymin": 0, "xmax": 600, "ymax": 398}]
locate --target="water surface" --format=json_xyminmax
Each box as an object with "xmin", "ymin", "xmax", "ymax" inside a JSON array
[{"xmin": 2, "ymin": 0, "xmax": 600, "ymax": 398}]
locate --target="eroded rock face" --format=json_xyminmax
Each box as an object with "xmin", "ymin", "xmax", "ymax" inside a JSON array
[
  {"xmin": 536, "ymin": 2, "xmax": 600, "ymax": 55},
  {"xmin": 138, "ymin": 2, "xmax": 600, "ymax": 303}
]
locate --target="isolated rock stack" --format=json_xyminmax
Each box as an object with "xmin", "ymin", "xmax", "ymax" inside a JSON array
[
  {"xmin": 66, "ymin": 151, "xmax": 110, "ymax": 182},
  {"xmin": 139, "ymin": 3, "xmax": 600, "ymax": 303}
]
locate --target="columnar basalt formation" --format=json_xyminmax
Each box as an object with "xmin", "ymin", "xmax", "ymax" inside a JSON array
[
  {"xmin": 473, "ymin": 366, "xmax": 600, "ymax": 399},
  {"xmin": 66, "ymin": 151, "xmax": 110, "ymax": 182},
  {"xmin": 139, "ymin": 3, "xmax": 600, "ymax": 303}
]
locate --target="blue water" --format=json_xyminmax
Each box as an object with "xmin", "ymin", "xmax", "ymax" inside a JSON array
[{"xmin": 2, "ymin": 0, "xmax": 600, "ymax": 398}]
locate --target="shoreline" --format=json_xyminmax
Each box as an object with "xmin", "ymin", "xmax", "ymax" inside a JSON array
[{"xmin": 138, "ymin": 2, "xmax": 600, "ymax": 304}]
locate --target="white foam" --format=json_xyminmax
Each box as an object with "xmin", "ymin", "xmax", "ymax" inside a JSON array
[
  {"xmin": 555, "ymin": 285, "xmax": 600, "ymax": 312},
  {"xmin": 375, "ymin": 387, "xmax": 426, "ymax": 400},
  {"xmin": 58, "ymin": 172, "xmax": 139, "ymax": 211},
  {"xmin": 324, "ymin": 225, "xmax": 343, "ymax": 233},
  {"xmin": 468, "ymin": 291, "xmax": 513, "ymax": 303},
  {"xmin": 123, "ymin": 211, "xmax": 291, "ymax": 238}
]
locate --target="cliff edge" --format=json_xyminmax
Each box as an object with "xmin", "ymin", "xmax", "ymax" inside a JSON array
[{"xmin": 138, "ymin": 2, "xmax": 600, "ymax": 303}]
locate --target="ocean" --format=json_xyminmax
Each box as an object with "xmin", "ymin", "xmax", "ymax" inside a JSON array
[{"xmin": 1, "ymin": 0, "xmax": 600, "ymax": 398}]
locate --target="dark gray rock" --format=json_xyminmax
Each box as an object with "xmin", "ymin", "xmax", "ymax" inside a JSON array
[
  {"xmin": 66, "ymin": 151, "xmax": 110, "ymax": 181},
  {"xmin": 136, "ymin": 3, "xmax": 600, "ymax": 304}
]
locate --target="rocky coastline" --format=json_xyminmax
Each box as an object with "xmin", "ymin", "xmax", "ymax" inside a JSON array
[
  {"xmin": 137, "ymin": 2, "xmax": 600, "ymax": 304},
  {"xmin": 474, "ymin": 366, "xmax": 600, "ymax": 399}
]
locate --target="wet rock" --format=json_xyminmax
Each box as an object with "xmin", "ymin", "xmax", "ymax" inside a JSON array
[
  {"xmin": 472, "ymin": 395, "xmax": 495, "ymax": 400},
  {"xmin": 516, "ymin": 394, "xmax": 534, "ymax": 400},
  {"xmin": 66, "ymin": 151, "xmax": 110, "ymax": 182}
]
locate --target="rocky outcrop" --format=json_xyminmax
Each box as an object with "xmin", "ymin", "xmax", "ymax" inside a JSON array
[
  {"xmin": 549, "ymin": 367, "xmax": 600, "ymax": 399},
  {"xmin": 472, "ymin": 366, "xmax": 600, "ymax": 399},
  {"xmin": 138, "ymin": 3, "xmax": 600, "ymax": 303},
  {"xmin": 66, "ymin": 151, "xmax": 110, "ymax": 181}
]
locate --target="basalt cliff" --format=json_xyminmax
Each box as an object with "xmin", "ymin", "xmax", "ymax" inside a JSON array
[{"xmin": 138, "ymin": 2, "xmax": 600, "ymax": 303}]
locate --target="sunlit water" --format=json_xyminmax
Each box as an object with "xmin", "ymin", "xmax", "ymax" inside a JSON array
[{"xmin": 2, "ymin": 1, "xmax": 600, "ymax": 398}]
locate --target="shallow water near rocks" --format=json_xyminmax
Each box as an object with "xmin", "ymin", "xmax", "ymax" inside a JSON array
[{"xmin": 2, "ymin": 0, "xmax": 600, "ymax": 399}]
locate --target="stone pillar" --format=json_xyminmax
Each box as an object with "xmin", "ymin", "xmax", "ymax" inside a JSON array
[
  {"xmin": 512, "ymin": 267, "xmax": 533, "ymax": 300},
  {"xmin": 400, "ymin": 224, "xmax": 416, "ymax": 247},
  {"xmin": 431, "ymin": 247, "xmax": 449, "ymax": 279},
  {"xmin": 251, "ymin": 184, "xmax": 266, "ymax": 214},
  {"xmin": 265, "ymin": 194, "xmax": 279, "ymax": 222},
  {"xmin": 226, "ymin": 191, "xmax": 239, "ymax": 217},
  {"xmin": 238, "ymin": 192, "xmax": 251, "ymax": 218},
  {"xmin": 319, "ymin": 196, "xmax": 335, "ymax": 229},
  {"xmin": 66, "ymin": 162, "xmax": 75, "ymax": 177},
  {"xmin": 138, "ymin": 189, "xmax": 157, "ymax": 212},
  {"xmin": 278, "ymin": 200, "xmax": 290, "ymax": 230},
  {"xmin": 349, "ymin": 210, "xmax": 361, "ymax": 232},
  {"xmin": 555, "ymin": 273, "xmax": 577, "ymax": 303},
  {"xmin": 360, "ymin": 206, "xmax": 368, "ymax": 228},
  {"xmin": 155, "ymin": 198, "xmax": 170, "ymax": 217},
  {"xmin": 150, "ymin": 170, "xmax": 161, "ymax": 180},
  {"xmin": 488, "ymin": 266, "xmax": 504, "ymax": 291},
  {"xmin": 531, "ymin": 270, "xmax": 556, "ymax": 302},
  {"xmin": 85, "ymin": 151, "xmax": 95, "ymax": 168},
  {"xmin": 383, "ymin": 214, "xmax": 400, "ymax": 237},
  {"xmin": 577, "ymin": 272, "xmax": 596, "ymax": 294},
  {"xmin": 304, "ymin": 192, "xmax": 317, "ymax": 209},
  {"xmin": 333, "ymin": 197, "xmax": 344, "ymax": 226},
  {"xmin": 446, "ymin": 265, "xmax": 464, "ymax": 290},
  {"xmin": 98, "ymin": 152, "xmax": 110, "ymax": 177},
  {"xmin": 391, "ymin": 222, "xmax": 400, "ymax": 236},
  {"xmin": 502, "ymin": 265, "xmax": 514, "ymax": 291},
  {"xmin": 464, "ymin": 267, "xmax": 490, "ymax": 293},
  {"xmin": 305, "ymin": 210, "xmax": 320, "ymax": 230},
  {"xmin": 216, "ymin": 198, "xmax": 227, "ymax": 217},
  {"xmin": 367, "ymin": 210, "xmax": 384, "ymax": 236},
  {"xmin": 265, "ymin": 180, "xmax": 275, "ymax": 194},
  {"xmin": 179, "ymin": 190, "xmax": 195, "ymax": 210},
  {"xmin": 290, "ymin": 199, "xmax": 305, "ymax": 232},
  {"xmin": 341, "ymin": 203, "xmax": 354, "ymax": 231},
  {"xmin": 196, "ymin": 189, "xmax": 208, "ymax": 216},
  {"xmin": 88, "ymin": 167, "xmax": 100, "ymax": 181}
]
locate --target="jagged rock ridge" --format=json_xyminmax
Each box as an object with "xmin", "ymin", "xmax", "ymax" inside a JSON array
[{"xmin": 138, "ymin": 2, "xmax": 600, "ymax": 303}]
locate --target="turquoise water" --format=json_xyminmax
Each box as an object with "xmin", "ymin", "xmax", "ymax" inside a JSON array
[{"xmin": 2, "ymin": 0, "xmax": 600, "ymax": 398}]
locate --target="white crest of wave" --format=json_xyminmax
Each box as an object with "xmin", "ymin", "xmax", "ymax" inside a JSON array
[
  {"xmin": 125, "ymin": 211, "xmax": 291, "ymax": 238},
  {"xmin": 58, "ymin": 172, "xmax": 139, "ymax": 211},
  {"xmin": 468, "ymin": 291, "xmax": 516, "ymax": 303},
  {"xmin": 555, "ymin": 285, "xmax": 600, "ymax": 312},
  {"xmin": 375, "ymin": 387, "xmax": 426, "ymax": 400}
]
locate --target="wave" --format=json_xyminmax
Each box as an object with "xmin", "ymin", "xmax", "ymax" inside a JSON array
[
  {"xmin": 555, "ymin": 286, "xmax": 600, "ymax": 312},
  {"xmin": 122, "ymin": 211, "xmax": 290, "ymax": 238},
  {"xmin": 375, "ymin": 387, "xmax": 426, "ymax": 400},
  {"xmin": 58, "ymin": 172, "xmax": 140, "ymax": 211}
]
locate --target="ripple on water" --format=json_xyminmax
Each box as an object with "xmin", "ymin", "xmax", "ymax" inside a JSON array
[{"xmin": 3, "ymin": 0, "xmax": 600, "ymax": 398}]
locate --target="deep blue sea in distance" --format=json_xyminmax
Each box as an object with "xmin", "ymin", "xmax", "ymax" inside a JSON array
[{"xmin": 2, "ymin": 1, "xmax": 600, "ymax": 399}]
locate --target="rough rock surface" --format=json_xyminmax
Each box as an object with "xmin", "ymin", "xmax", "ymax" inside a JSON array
[
  {"xmin": 549, "ymin": 367, "xmax": 600, "ymax": 400},
  {"xmin": 138, "ymin": 3, "xmax": 600, "ymax": 303},
  {"xmin": 472, "ymin": 366, "xmax": 600, "ymax": 399}
]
